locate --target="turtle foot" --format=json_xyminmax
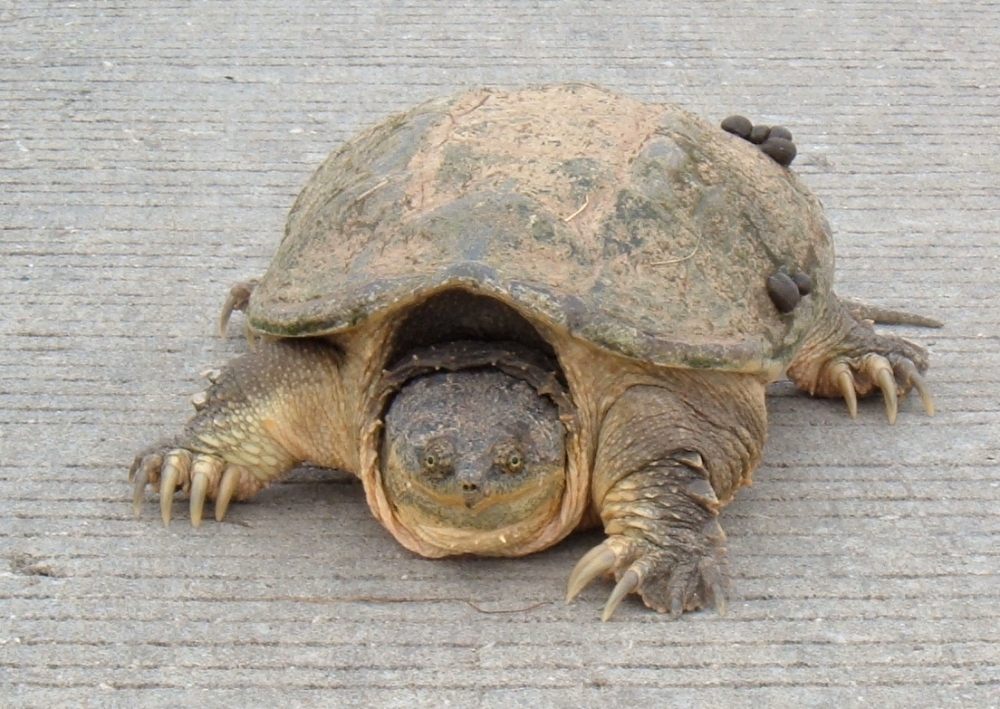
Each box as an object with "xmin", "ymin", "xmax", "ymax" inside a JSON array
[
  {"xmin": 566, "ymin": 518, "xmax": 729, "ymax": 622},
  {"xmin": 129, "ymin": 444, "xmax": 262, "ymax": 526},
  {"xmin": 790, "ymin": 297, "xmax": 935, "ymax": 424},
  {"xmin": 566, "ymin": 454, "xmax": 731, "ymax": 621},
  {"xmin": 821, "ymin": 352, "xmax": 934, "ymax": 424}
]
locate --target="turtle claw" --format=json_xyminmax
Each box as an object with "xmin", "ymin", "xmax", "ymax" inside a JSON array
[
  {"xmin": 894, "ymin": 358, "xmax": 935, "ymax": 417},
  {"xmin": 873, "ymin": 363, "xmax": 898, "ymax": 424},
  {"xmin": 130, "ymin": 446, "xmax": 262, "ymax": 526},
  {"xmin": 566, "ymin": 543, "xmax": 616, "ymax": 603},
  {"xmin": 566, "ymin": 528, "xmax": 728, "ymax": 621},
  {"xmin": 159, "ymin": 454, "xmax": 184, "ymax": 526},
  {"xmin": 131, "ymin": 467, "xmax": 148, "ymax": 518},
  {"xmin": 830, "ymin": 362, "xmax": 858, "ymax": 418},
  {"xmin": 819, "ymin": 351, "xmax": 933, "ymax": 424},
  {"xmin": 215, "ymin": 465, "xmax": 245, "ymax": 522},
  {"xmin": 189, "ymin": 456, "xmax": 226, "ymax": 527},
  {"xmin": 602, "ymin": 569, "xmax": 639, "ymax": 622},
  {"xmin": 711, "ymin": 582, "xmax": 727, "ymax": 616},
  {"xmin": 189, "ymin": 472, "xmax": 209, "ymax": 527},
  {"xmin": 912, "ymin": 373, "xmax": 935, "ymax": 416}
]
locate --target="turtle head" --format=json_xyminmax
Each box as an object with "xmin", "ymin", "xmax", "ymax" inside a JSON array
[{"xmin": 380, "ymin": 368, "xmax": 566, "ymax": 554}]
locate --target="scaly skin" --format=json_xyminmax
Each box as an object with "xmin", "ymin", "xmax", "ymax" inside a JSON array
[
  {"xmin": 130, "ymin": 340, "xmax": 355, "ymax": 525},
  {"xmin": 567, "ymin": 371, "xmax": 768, "ymax": 620},
  {"xmin": 564, "ymin": 296, "xmax": 936, "ymax": 620},
  {"xmin": 787, "ymin": 294, "xmax": 935, "ymax": 423}
]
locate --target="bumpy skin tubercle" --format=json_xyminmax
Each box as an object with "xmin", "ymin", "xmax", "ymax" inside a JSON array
[
  {"xmin": 567, "ymin": 372, "xmax": 768, "ymax": 620},
  {"xmin": 130, "ymin": 340, "xmax": 353, "ymax": 526},
  {"xmin": 787, "ymin": 296, "xmax": 935, "ymax": 423}
]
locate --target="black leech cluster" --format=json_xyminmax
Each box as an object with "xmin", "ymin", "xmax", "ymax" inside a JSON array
[
  {"xmin": 766, "ymin": 271, "xmax": 812, "ymax": 313},
  {"xmin": 721, "ymin": 115, "xmax": 797, "ymax": 166},
  {"xmin": 720, "ymin": 114, "xmax": 809, "ymax": 312}
]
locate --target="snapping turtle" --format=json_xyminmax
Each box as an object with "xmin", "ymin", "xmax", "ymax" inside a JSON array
[{"xmin": 130, "ymin": 84, "xmax": 937, "ymax": 620}]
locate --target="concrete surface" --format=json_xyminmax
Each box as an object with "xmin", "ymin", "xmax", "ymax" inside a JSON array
[{"xmin": 2, "ymin": 1, "xmax": 998, "ymax": 707}]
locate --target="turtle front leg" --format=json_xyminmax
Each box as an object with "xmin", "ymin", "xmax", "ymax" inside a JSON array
[
  {"xmin": 130, "ymin": 340, "xmax": 354, "ymax": 526},
  {"xmin": 787, "ymin": 295, "xmax": 936, "ymax": 423},
  {"xmin": 568, "ymin": 374, "xmax": 767, "ymax": 620}
]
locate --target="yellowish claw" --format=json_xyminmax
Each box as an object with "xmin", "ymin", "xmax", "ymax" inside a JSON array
[
  {"xmin": 895, "ymin": 357, "xmax": 935, "ymax": 417},
  {"xmin": 219, "ymin": 308, "xmax": 234, "ymax": 340},
  {"xmin": 711, "ymin": 582, "xmax": 727, "ymax": 616},
  {"xmin": 215, "ymin": 465, "xmax": 243, "ymax": 522},
  {"xmin": 131, "ymin": 468, "xmax": 147, "ymax": 518},
  {"xmin": 566, "ymin": 544, "xmax": 617, "ymax": 604},
  {"xmin": 219, "ymin": 295, "xmax": 239, "ymax": 339},
  {"xmin": 159, "ymin": 461, "xmax": 181, "ymax": 527},
  {"xmin": 874, "ymin": 367, "xmax": 898, "ymax": 424},
  {"xmin": 190, "ymin": 472, "xmax": 209, "ymax": 527},
  {"xmin": 245, "ymin": 322, "xmax": 258, "ymax": 350},
  {"xmin": 835, "ymin": 368, "xmax": 858, "ymax": 419},
  {"xmin": 911, "ymin": 372, "xmax": 935, "ymax": 417},
  {"xmin": 219, "ymin": 279, "xmax": 258, "ymax": 340},
  {"xmin": 602, "ymin": 569, "xmax": 639, "ymax": 622}
]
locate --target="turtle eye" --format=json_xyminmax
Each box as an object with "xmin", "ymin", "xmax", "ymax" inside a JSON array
[
  {"xmin": 420, "ymin": 439, "xmax": 454, "ymax": 480},
  {"xmin": 496, "ymin": 442, "xmax": 526, "ymax": 474}
]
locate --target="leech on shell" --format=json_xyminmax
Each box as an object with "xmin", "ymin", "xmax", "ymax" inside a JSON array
[
  {"xmin": 721, "ymin": 115, "xmax": 753, "ymax": 140},
  {"xmin": 761, "ymin": 137, "xmax": 796, "ymax": 166},
  {"xmin": 791, "ymin": 272, "xmax": 813, "ymax": 295},
  {"xmin": 767, "ymin": 272, "xmax": 801, "ymax": 313},
  {"xmin": 749, "ymin": 125, "xmax": 771, "ymax": 145},
  {"xmin": 769, "ymin": 125, "xmax": 793, "ymax": 141}
]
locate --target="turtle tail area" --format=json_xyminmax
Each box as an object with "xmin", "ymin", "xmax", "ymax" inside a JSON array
[
  {"xmin": 837, "ymin": 296, "xmax": 943, "ymax": 329},
  {"xmin": 786, "ymin": 295, "xmax": 936, "ymax": 424}
]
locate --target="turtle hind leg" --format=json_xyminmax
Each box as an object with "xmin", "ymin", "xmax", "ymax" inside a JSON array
[{"xmin": 788, "ymin": 295, "xmax": 935, "ymax": 424}]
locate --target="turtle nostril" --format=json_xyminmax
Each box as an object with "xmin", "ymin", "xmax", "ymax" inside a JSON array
[{"xmin": 461, "ymin": 481, "xmax": 478, "ymax": 491}]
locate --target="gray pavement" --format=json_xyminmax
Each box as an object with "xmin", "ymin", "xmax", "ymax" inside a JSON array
[{"xmin": 2, "ymin": 1, "xmax": 998, "ymax": 707}]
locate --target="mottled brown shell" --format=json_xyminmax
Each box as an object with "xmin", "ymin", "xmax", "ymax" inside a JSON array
[{"xmin": 248, "ymin": 83, "xmax": 834, "ymax": 375}]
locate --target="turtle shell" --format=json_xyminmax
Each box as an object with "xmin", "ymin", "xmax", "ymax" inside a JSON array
[{"xmin": 248, "ymin": 83, "xmax": 834, "ymax": 376}]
